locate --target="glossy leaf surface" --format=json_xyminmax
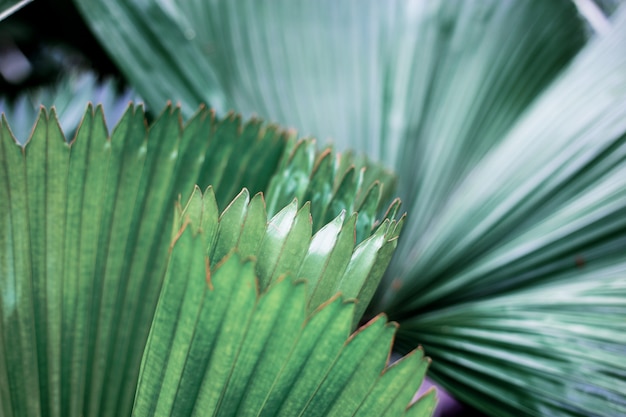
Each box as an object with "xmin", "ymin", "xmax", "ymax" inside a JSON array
[{"xmin": 175, "ymin": 186, "xmax": 403, "ymax": 321}]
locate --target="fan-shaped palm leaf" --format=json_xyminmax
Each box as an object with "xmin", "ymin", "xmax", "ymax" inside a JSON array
[
  {"xmin": 0, "ymin": 105, "xmax": 406, "ymax": 416},
  {"xmin": 133, "ymin": 226, "xmax": 435, "ymax": 417}
]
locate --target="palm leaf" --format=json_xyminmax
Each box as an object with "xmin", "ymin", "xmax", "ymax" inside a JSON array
[
  {"xmin": 382, "ymin": 7, "xmax": 626, "ymax": 310},
  {"xmin": 175, "ymin": 186, "xmax": 402, "ymax": 322},
  {"xmin": 383, "ymin": 9, "xmax": 626, "ymax": 416},
  {"xmin": 72, "ymin": 0, "xmax": 626, "ymax": 415},
  {"xmin": 73, "ymin": 1, "xmax": 585, "ymax": 180},
  {"xmin": 396, "ymin": 266, "xmax": 626, "ymax": 417},
  {"xmin": 0, "ymin": 105, "xmax": 401, "ymax": 416},
  {"xmin": 134, "ymin": 228, "xmax": 435, "ymax": 417}
]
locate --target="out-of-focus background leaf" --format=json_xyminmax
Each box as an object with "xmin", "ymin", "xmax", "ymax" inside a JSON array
[
  {"xmin": 0, "ymin": 72, "xmax": 138, "ymax": 143},
  {"xmin": 384, "ymin": 13, "xmax": 626, "ymax": 415},
  {"xmin": 0, "ymin": 0, "xmax": 118, "ymax": 87},
  {"xmin": 0, "ymin": 0, "xmax": 127, "ymax": 137}
]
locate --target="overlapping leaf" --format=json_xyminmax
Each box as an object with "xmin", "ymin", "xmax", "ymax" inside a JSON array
[
  {"xmin": 71, "ymin": 0, "xmax": 626, "ymax": 415},
  {"xmin": 382, "ymin": 7, "xmax": 626, "ymax": 417},
  {"xmin": 0, "ymin": 105, "xmax": 398, "ymax": 416},
  {"xmin": 134, "ymin": 230, "xmax": 435, "ymax": 417},
  {"xmin": 73, "ymin": 1, "xmax": 585, "ymax": 170},
  {"xmin": 175, "ymin": 186, "xmax": 402, "ymax": 321},
  {"xmin": 264, "ymin": 140, "xmax": 398, "ymax": 242},
  {"xmin": 379, "ymin": 7, "xmax": 626, "ymax": 312},
  {"xmin": 396, "ymin": 266, "xmax": 626, "ymax": 417}
]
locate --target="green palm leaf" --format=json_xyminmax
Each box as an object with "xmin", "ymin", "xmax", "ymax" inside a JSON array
[
  {"xmin": 134, "ymin": 229, "xmax": 435, "ymax": 417},
  {"xmin": 173, "ymin": 185, "xmax": 402, "ymax": 322},
  {"xmin": 72, "ymin": 0, "xmax": 626, "ymax": 415},
  {"xmin": 385, "ymin": 12, "xmax": 626, "ymax": 416},
  {"xmin": 0, "ymin": 105, "xmax": 403, "ymax": 416},
  {"xmin": 397, "ymin": 266, "xmax": 626, "ymax": 417}
]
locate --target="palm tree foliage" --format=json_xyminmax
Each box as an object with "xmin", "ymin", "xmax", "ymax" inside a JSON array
[
  {"xmin": 0, "ymin": 104, "xmax": 427, "ymax": 416},
  {"xmin": 134, "ymin": 207, "xmax": 433, "ymax": 417},
  {"xmin": 71, "ymin": 0, "xmax": 626, "ymax": 415}
]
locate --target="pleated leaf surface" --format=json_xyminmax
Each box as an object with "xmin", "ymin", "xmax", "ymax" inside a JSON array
[
  {"xmin": 0, "ymin": 104, "xmax": 397, "ymax": 417},
  {"xmin": 133, "ymin": 229, "xmax": 435, "ymax": 417},
  {"xmin": 175, "ymin": 186, "xmax": 403, "ymax": 321},
  {"xmin": 383, "ymin": 11, "xmax": 626, "ymax": 416}
]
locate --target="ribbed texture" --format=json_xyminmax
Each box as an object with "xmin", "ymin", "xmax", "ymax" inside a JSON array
[
  {"xmin": 133, "ymin": 244, "xmax": 435, "ymax": 417},
  {"xmin": 0, "ymin": 104, "xmax": 401, "ymax": 417},
  {"xmin": 71, "ymin": 1, "xmax": 626, "ymax": 415}
]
